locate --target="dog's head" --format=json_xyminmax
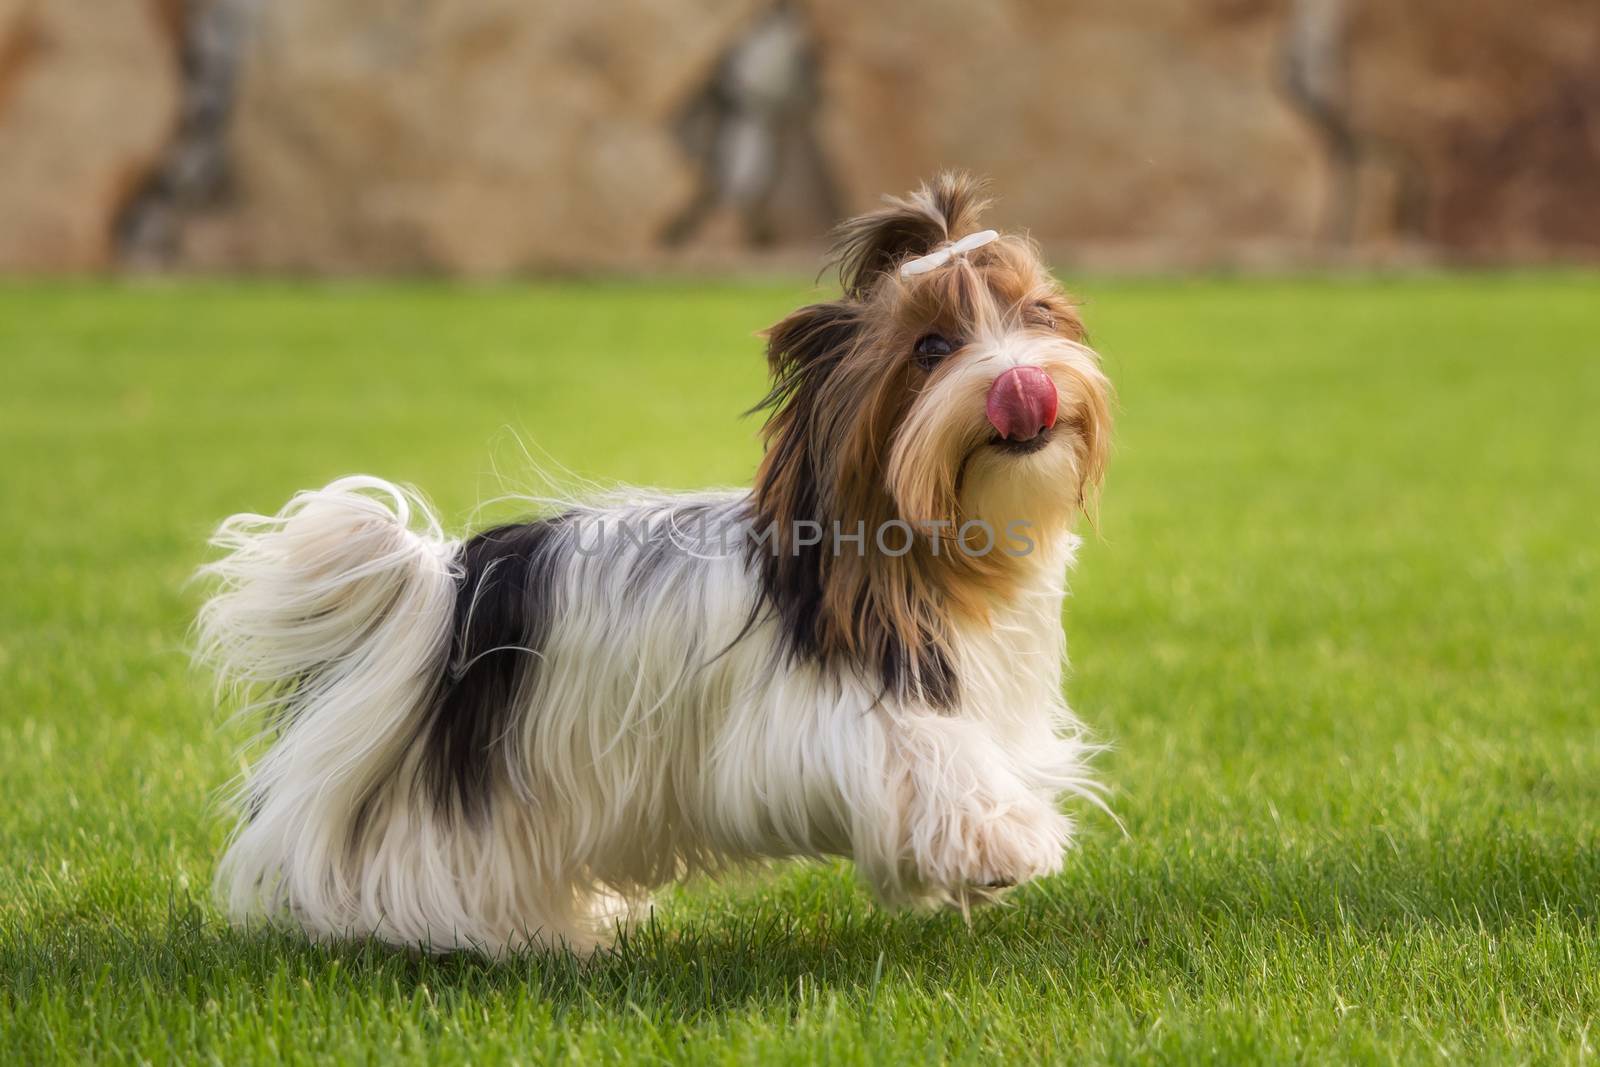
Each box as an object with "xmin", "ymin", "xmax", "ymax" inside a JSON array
[
  {"xmin": 757, "ymin": 173, "xmax": 1110, "ymax": 551},
  {"xmin": 750, "ymin": 174, "xmax": 1112, "ymax": 704}
]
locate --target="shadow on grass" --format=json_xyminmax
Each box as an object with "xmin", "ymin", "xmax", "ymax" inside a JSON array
[{"xmin": 5, "ymin": 823, "xmax": 1596, "ymax": 1023}]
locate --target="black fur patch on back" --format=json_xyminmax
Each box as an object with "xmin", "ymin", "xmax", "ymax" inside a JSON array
[{"xmin": 422, "ymin": 516, "xmax": 570, "ymax": 817}]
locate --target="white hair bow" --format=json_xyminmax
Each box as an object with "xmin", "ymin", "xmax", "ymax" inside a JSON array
[{"xmin": 898, "ymin": 229, "xmax": 1000, "ymax": 278}]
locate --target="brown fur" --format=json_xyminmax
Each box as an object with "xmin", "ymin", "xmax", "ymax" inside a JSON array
[{"xmin": 750, "ymin": 174, "xmax": 1111, "ymax": 707}]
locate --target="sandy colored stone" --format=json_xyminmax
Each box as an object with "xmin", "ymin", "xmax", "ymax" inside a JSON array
[
  {"xmin": 1344, "ymin": 0, "xmax": 1600, "ymax": 252},
  {"xmin": 4, "ymin": 0, "xmax": 1593, "ymax": 273},
  {"xmin": 807, "ymin": 0, "xmax": 1325, "ymax": 254},
  {"xmin": 0, "ymin": 0, "xmax": 180, "ymax": 271},
  {"xmin": 198, "ymin": 0, "xmax": 766, "ymax": 274}
]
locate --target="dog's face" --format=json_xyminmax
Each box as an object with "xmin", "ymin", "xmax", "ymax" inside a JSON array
[
  {"xmin": 866, "ymin": 238, "xmax": 1108, "ymax": 537},
  {"xmin": 758, "ymin": 175, "xmax": 1110, "ymax": 552}
]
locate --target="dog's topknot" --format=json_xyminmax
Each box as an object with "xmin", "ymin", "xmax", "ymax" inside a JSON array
[{"xmin": 830, "ymin": 172, "xmax": 993, "ymax": 299}]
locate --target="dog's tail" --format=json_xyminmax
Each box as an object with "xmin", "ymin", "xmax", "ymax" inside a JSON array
[{"xmin": 196, "ymin": 475, "xmax": 459, "ymax": 931}]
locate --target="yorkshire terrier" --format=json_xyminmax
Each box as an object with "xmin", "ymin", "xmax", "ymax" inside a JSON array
[{"xmin": 199, "ymin": 174, "xmax": 1113, "ymax": 954}]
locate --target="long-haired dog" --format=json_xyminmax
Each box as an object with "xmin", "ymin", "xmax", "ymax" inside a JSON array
[{"xmin": 199, "ymin": 174, "xmax": 1113, "ymax": 955}]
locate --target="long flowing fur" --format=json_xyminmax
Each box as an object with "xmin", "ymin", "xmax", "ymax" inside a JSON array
[{"xmin": 198, "ymin": 174, "xmax": 1112, "ymax": 955}]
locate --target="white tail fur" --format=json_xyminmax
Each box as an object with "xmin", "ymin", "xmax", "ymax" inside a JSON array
[{"xmin": 196, "ymin": 476, "xmax": 460, "ymax": 937}]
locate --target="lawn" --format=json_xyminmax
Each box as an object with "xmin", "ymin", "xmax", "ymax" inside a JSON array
[{"xmin": 1, "ymin": 273, "xmax": 1597, "ymax": 1064}]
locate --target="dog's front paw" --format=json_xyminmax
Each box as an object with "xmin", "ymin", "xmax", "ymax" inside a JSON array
[
  {"xmin": 909, "ymin": 795, "xmax": 1070, "ymax": 899},
  {"xmin": 965, "ymin": 802, "xmax": 1069, "ymax": 891}
]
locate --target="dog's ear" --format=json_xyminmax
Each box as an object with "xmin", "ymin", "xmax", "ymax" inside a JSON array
[
  {"xmin": 754, "ymin": 300, "xmax": 860, "ymax": 418},
  {"xmin": 831, "ymin": 172, "xmax": 993, "ymax": 299}
]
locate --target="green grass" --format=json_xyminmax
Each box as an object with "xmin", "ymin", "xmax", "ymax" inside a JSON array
[{"xmin": 2, "ymin": 273, "xmax": 1597, "ymax": 1064}]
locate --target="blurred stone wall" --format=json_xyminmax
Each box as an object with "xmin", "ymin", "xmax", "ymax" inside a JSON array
[
  {"xmin": 0, "ymin": 0, "xmax": 1595, "ymax": 274},
  {"xmin": 0, "ymin": 0, "xmax": 179, "ymax": 270}
]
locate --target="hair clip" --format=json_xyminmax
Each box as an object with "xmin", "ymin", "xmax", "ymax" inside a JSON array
[{"xmin": 898, "ymin": 229, "xmax": 1000, "ymax": 278}]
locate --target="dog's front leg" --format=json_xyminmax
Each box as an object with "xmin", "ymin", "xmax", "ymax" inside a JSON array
[{"xmin": 852, "ymin": 711, "xmax": 1072, "ymax": 908}]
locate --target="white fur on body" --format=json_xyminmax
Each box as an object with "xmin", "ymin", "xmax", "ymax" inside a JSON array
[{"xmin": 200, "ymin": 477, "xmax": 1096, "ymax": 955}]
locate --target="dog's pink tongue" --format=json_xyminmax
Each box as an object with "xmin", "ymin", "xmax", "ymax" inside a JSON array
[{"xmin": 986, "ymin": 366, "xmax": 1059, "ymax": 440}]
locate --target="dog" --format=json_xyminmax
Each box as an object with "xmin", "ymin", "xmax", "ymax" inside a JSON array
[{"xmin": 198, "ymin": 174, "xmax": 1113, "ymax": 955}]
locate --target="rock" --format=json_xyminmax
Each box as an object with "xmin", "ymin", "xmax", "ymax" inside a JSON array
[
  {"xmin": 807, "ymin": 0, "xmax": 1326, "ymax": 259},
  {"xmin": 0, "ymin": 0, "xmax": 180, "ymax": 271},
  {"xmin": 118, "ymin": 0, "xmax": 263, "ymax": 268},
  {"xmin": 4, "ymin": 0, "xmax": 1593, "ymax": 273},
  {"xmin": 190, "ymin": 0, "xmax": 766, "ymax": 274},
  {"xmin": 1343, "ymin": 0, "xmax": 1600, "ymax": 253},
  {"xmin": 660, "ymin": 1, "xmax": 841, "ymax": 249}
]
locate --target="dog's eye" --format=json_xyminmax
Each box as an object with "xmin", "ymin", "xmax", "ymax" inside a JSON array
[
  {"xmin": 913, "ymin": 333, "xmax": 955, "ymax": 371},
  {"xmin": 1031, "ymin": 302, "xmax": 1056, "ymax": 329}
]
